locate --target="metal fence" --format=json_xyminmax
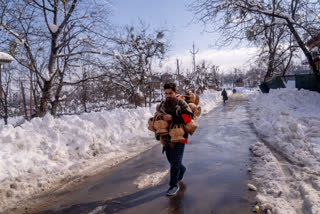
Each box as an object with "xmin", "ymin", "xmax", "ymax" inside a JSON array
[{"xmin": 259, "ymin": 74, "xmax": 320, "ymax": 93}]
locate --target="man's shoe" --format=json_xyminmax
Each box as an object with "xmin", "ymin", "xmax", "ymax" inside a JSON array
[{"xmin": 166, "ymin": 185, "xmax": 180, "ymax": 196}]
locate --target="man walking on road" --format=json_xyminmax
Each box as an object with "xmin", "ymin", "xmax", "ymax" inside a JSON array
[{"xmin": 157, "ymin": 82, "xmax": 193, "ymax": 196}]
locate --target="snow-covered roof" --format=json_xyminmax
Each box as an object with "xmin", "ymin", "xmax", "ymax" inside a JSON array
[
  {"xmin": 161, "ymin": 72, "xmax": 172, "ymax": 77},
  {"xmin": 0, "ymin": 52, "xmax": 14, "ymax": 64}
]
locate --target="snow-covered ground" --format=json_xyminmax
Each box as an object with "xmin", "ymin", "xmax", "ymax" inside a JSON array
[
  {"xmin": 134, "ymin": 169, "xmax": 169, "ymax": 189},
  {"xmin": 248, "ymin": 88, "xmax": 320, "ymax": 214},
  {"xmin": 0, "ymin": 116, "xmax": 26, "ymax": 129},
  {"xmin": 4, "ymin": 87, "xmax": 317, "ymax": 214},
  {"xmin": 0, "ymin": 89, "xmax": 222, "ymax": 213}
]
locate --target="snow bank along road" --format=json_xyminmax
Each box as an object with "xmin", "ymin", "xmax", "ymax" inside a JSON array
[{"xmin": 248, "ymin": 88, "xmax": 320, "ymax": 214}]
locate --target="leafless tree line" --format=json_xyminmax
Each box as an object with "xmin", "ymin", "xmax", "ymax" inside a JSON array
[
  {"xmin": 0, "ymin": 0, "xmax": 170, "ymax": 124},
  {"xmin": 189, "ymin": 0, "xmax": 320, "ymax": 80}
]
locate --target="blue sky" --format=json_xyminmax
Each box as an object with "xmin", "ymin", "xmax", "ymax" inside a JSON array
[
  {"xmin": 109, "ymin": 0, "xmax": 256, "ymax": 72},
  {"xmin": 110, "ymin": 0, "xmax": 218, "ymax": 55}
]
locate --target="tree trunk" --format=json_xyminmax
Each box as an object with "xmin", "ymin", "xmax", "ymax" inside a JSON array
[
  {"xmin": 81, "ymin": 83, "xmax": 88, "ymax": 113},
  {"xmin": 264, "ymin": 51, "xmax": 276, "ymax": 82},
  {"xmin": 3, "ymin": 95, "xmax": 8, "ymax": 125},
  {"xmin": 286, "ymin": 21, "xmax": 319, "ymax": 77},
  {"xmin": 81, "ymin": 89, "xmax": 88, "ymax": 113},
  {"xmin": 41, "ymin": 27, "xmax": 58, "ymax": 117},
  {"xmin": 29, "ymin": 70, "xmax": 33, "ymax": 119},
  {"xmin": 83, "ymin": 101, "xmax": 87, "ymax": 113},
  {"xmin": 148, "ymin": 84, "xmax": 152, "ymax": 107},
  {"xmin": 50, "ymin": 101, "xmax": 58, "ymax": 117},
  {"xmin": 282, "ymin": 51, "xmax": 293, "ymax": 77},
  {"xmin": 39, "ymin": 80, "xmax": 52, "ymax": 117},
  {"xmin": 20, "ymin": 81, "xmax": 28, "ymax": 119},
  {"xmin": 144, "ymin": 95, "xmax": 147, "ymax": 107},
  {"xmin": 50, "ymin": 82, "xmax": 63, "ymax": 117},
  {"xmin": 32, "ymin": 84, "xmax": 38, "ymax": 116}
]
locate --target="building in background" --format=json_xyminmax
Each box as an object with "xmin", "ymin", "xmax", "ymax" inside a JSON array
[
  {"xmin": 149, "ymin": 75, "xmax": 161, "ymax": 90},
  {"xmin": 161, "ymin": 72, "xmax": 173, "ymax": 83},
  {"xmin": 305, "ymin": 33, "xmax": 320, "ymax": 70}
]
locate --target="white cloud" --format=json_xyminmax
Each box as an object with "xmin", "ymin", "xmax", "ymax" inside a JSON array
[{"xmin": 162, "ymin": 47, "xmax": 259, "ymax": 73}]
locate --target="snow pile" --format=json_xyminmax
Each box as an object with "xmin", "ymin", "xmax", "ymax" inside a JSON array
[
  {"xmin": 199, "ymin": 89, "xmax": 224, "ymax": 114},
  {"xmin": 249, "ymin": 143, "xmax": 300, "ymax": 214},
  {"xmin": 0, "ymin": 89, "xmax": 222, "ymax": 212},
  {"xmin": 0, "ymin": 116, "xmax": 25, "ymax": 130},
  {"xmin": 0, "ymin": 108, "xmax": 156, "ymax": 212},
  {"xmin": 236, "ymin": 87, "xmax": 260, "ymax": 98},
  {"xmin": 248, "ymin": 88, "xmax": 320, "ymax": 213},
  {"xmin": 249, "ymin": 88, "xmax": 320, "ymax": 167},
  {"xmin": 134, "ymin": 169, "xmax": 169, "ymax": 189}
]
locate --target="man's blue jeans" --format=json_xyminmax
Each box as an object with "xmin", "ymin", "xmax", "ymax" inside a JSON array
[{"xmin": 165, "ymin": 143, "xmax": 186, "ymax": 187}]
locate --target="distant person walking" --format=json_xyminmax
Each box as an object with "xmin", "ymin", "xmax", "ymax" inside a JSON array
[{"xmin": 221, "ymin": 88, "xmax": 228, "ymax": 104}]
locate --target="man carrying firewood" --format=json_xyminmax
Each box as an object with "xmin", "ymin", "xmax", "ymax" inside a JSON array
[{"xmin": 156, "ymin": 82, "xmax": 193, "ymax": 196}]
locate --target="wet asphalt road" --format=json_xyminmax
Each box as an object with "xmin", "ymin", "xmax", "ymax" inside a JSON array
[{"xmin": 37, "ymin": 94, "xmax": 258, "ymax": 214}]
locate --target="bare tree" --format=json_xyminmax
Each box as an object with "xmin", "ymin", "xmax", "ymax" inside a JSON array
[
  {"xmin": 208, "ymin": 65, "xmax": 221, "ymax": 90},
  {"xmin": 247, "ymin": 14, "xmax": 298, "ymax": 81},
  {"xmin": 0, "ymin": 0, "xmax": 112, "ymax": 117},
  {"xmin": 109, "ymin": 24, "xmax": 169, "ymax": 107},
  {"xmin": 190, "ymin": 0, "xmax": 320, "ymax": 79},
  {"xmin": 245, "ymin": 65, "xmax": 264, "ymax": 88}
]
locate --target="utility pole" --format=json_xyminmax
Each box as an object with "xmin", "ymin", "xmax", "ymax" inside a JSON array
[
  {"xmin": 176, "ymin": 59, "xmax": 180, "ymax": 93},
  {"xmin": 189, "ymin": 42, "xmax": 199, "ymax": 93},
  {"xmin": 190, "ymin": 42, "xmax": 199, "ymax": 74}
]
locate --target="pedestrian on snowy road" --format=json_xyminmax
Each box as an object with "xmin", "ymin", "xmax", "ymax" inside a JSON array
[
  {"xmin": 156, "ymin": 82, "xmax": 193, "ymax": 196},
  {"xmin": 221, "ymin": 88, "xmax": 228, "ymax": 103}
]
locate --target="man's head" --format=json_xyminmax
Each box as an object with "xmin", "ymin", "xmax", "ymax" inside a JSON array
[{"xmin": 164, "ymin": 82, "xmax": 177, "ymax": 101}]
